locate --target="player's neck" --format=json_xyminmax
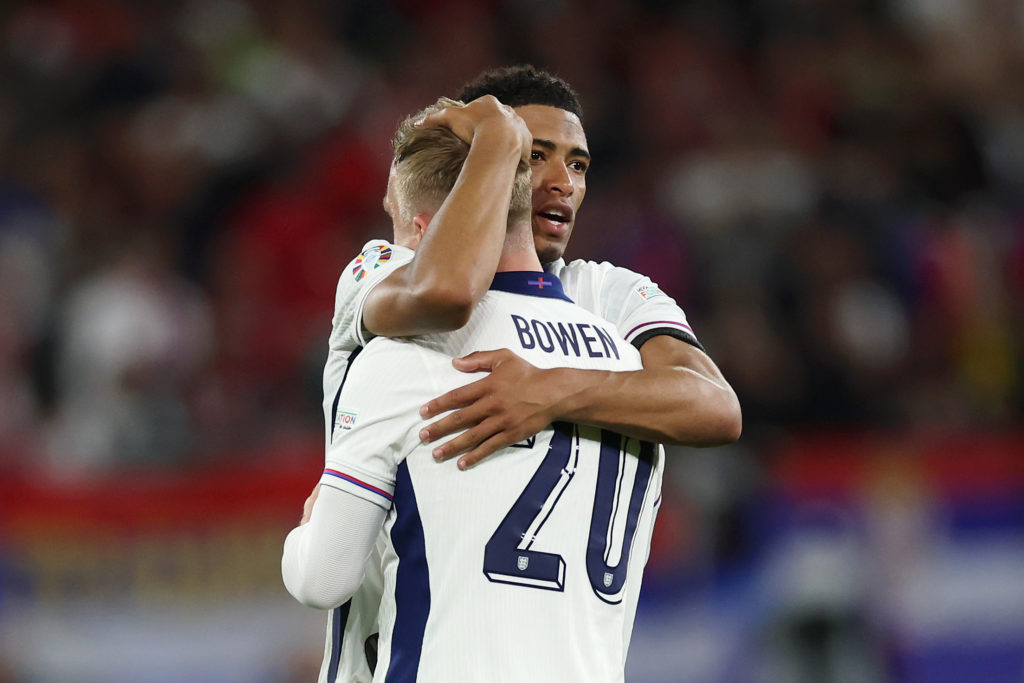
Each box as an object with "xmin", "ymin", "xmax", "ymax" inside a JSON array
[{"xmin": 496, "ymin": 223, "xmax": 542, "ymax": 272}]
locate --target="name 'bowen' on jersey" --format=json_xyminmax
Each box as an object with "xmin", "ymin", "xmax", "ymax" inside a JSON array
[{"xmin": 510, "ymin": 314, "xmax": 620, "ymax": 359}]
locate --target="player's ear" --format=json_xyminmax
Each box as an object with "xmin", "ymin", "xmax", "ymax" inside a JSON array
[{"xmin": 411, "ymin": 212, "xmax": 433, "ymax": 243}]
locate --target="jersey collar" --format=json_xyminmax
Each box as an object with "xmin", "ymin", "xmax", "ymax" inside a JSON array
[{"xmin": 489, "ymin": 271, "xmax": 573, "ymax": 302}]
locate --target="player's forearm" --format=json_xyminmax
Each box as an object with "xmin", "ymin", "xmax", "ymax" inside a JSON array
[
  {"xmin": 550, "ymin": 363, "xmax": 742, "ymax": 447},
  {"xmin": 366, "ymin": 124, "xmax": 524, "ymax": 337},
  {"xmin": 409, "ymin": 121, "xmax": 524, "ymax": 303},
  {"xmin": 282, "ymin": 524, "xmax": 357, "ymax": 609},
  {"xmin": 281, "ymin": 487, "xmax": 383, "ymax": 610}
]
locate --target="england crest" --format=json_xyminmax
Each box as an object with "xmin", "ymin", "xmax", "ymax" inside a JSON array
[
  {"xmin": 517, "ymin": 555, "xmax": 529, "ymax": 571},
  {"xmin": 603, "ymin": 572, "xmax": 613, "ymax": 588}
]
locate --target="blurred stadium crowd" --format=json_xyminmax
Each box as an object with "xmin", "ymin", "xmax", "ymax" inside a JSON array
[
  {"xmin": 2, "ymin": 0, "xmax": 1023, "ymax": 476},
  {"xmin": 1, "ymin": 0, "xmax": 1022, "ymax": 473},
  {"xmin": 1, "ymin": 1, "xmax": 1023, "ymax": 681}
]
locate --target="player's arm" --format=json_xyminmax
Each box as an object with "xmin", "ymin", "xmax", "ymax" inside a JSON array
[
  {"xmin": 284, "ymin": 341, "xmax": 431, "ymax": 607},
  {"xmin": 281, "ymin": 484, "xmax": 386, "ymax": 610},
  {"xmin": 555, "ymin": 334, "xmax": 740, "ymax": 443},
  {"xmin": 363, "ymin": 96, "xmax": 532, "ymax": 336},
  {"xmin": 419, "ymin": 336, "xmax": 741, "ymax": 468}
]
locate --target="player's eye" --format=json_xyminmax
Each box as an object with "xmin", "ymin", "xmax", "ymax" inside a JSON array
[
  {"xmin": 530, "ymin": 150, "xmax": 545, "ymax": 162},
  {"xmin": 569, "ymin": 160, "xmax": 589, "ymax": 174}
]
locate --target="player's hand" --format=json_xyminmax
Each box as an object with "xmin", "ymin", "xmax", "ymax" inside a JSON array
[
  {"xmin": 419, "ymin": 349, "xmax": 560, "ymax": 469},
  {"xmin": 416, "ymin": 95, "xmax": 532, "ymax": 161},
  {"xmin": 300, "ymin": 484, "xmax": 320, "ymax": 524}
]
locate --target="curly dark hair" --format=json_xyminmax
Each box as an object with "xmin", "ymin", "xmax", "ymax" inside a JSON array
[{"xmin": 456, "ymin": 65, "xmax": 583, "ymax": 120}]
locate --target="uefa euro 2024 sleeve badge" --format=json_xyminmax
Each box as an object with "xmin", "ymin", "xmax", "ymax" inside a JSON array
[{"xmin": 352, "ymin": 245, "xmax": 393, "ymax": 282}]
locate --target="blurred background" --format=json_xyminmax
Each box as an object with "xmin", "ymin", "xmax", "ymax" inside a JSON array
[{"xmin": 0, "ymin": 0, "xmax": 1022, "ymax": 681}]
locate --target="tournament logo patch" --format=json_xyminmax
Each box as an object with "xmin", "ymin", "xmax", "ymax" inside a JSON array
[
  {"xmin": 334, "ymin": 410, "xmax": 357, "ymax": 432},
  {"xmin": 636, "ymin": 284, "xmax": 666, "ymax": 301},
  {"xmin": 352, "ymin": 245, "xmax": 392, "ymax": 282}
]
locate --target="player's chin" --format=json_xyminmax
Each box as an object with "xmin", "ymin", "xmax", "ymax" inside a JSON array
[
  {"xmin": 532, "ymin": 224, "xmax": 572, "ymax": 264},
  {"xmin": 534, "ymin": 234, "xmax": 567, "ymax": 265}
]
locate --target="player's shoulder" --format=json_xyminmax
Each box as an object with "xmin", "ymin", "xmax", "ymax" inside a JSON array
[
  {"xmin": 360, "ymin": 332, "xmax": 456, "ymax": 369},
  {"xmin": 549, "ymin": 257, "xmax": 675, "ymax": 307},
  {"xmin": 336, "ymin": 239, "xmax": 413, "ymax": 289},
  {"xmin": 548, "ymin": 257, "xmax": 649, "ymax": 284},
  {"xmin": 330, "ymin": 239, "xmax": 414, "ymax": 328},
  {"xmin": 344, "ymin": 335, "xmax": 445, "ymax": 398}
]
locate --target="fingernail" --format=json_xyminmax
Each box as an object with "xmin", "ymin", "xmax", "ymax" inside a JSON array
[
  {"xmin": 420, "ymin": 405, "xmax": 429, "ymax": 417},
  {"xmin": 457, "ymin": 458, "xmax": 467, "ymax": 470},
  {"xmin": 433, "ymin": 447, "xmax": 443, "ymax": 459},
  {"xmin": 420, "ymin": 428, "xmax": 430, "ymax": 442}
]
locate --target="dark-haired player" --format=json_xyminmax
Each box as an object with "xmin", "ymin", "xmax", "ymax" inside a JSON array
[
  {"xmin": 309, "ymin": 66, "xmax": 741, "ymax": 680},
  {"xmin": 363, "ymin": 66, "xmax": 740, "ymax": 468}
]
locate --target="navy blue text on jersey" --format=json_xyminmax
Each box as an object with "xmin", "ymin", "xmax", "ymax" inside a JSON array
[{"xmin": 511, "ymin": 315, "xmax": 620, "ymax": 359}]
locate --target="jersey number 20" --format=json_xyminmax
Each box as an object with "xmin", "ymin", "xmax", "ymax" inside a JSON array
[{"xmin": 482, "ymin": 422, "xmax": 655, "ymax": 604}]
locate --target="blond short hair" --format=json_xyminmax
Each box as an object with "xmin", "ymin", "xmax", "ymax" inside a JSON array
[{"xmin": 389, "ymin": 97, "xmax": 531, "ymax": 226}]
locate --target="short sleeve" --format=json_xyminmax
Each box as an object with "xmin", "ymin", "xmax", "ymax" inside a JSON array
[
  {"xmin": 553, "ymin": 259, "xmax": 704, "ymax": 352},
  {"xmin": 329, "ymin": 240, "xmax": 415, "ymax": 351},
  {"xmin": 320, "ymin": 338, "xmax": 435, "ymax": 510}
]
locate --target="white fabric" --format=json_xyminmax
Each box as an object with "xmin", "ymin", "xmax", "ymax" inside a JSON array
[
  {"xmin": 321, "ymin": 240, "xmax": 414, "ymax": 450},
  {"xmin": 313, "ymin": 243, "xmax": 692, "ymax": 682},
  {"xmin": 296, "ymin": 283, "xmax": 664, "ymax": 682},
  {"xmin": 315, "ymin": 239, "xmax": 412, "ymax": 683},
  {"xmin": 546, "ymin": 257, "xmax": 701, "ymax": 348},
  {"xmin": 282, "ymin": 486, "xmax": 386, "ymax": 610}
]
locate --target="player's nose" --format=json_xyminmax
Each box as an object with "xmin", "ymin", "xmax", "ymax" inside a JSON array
[{"xmin": 542, "ymin": 162, "xmax": 574, "ymax": 196}]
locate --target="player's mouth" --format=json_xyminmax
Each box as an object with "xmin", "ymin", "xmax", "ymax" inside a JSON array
[{"xmin": 534, "ymin": 203, "xmax": 573, "ymax": 236}]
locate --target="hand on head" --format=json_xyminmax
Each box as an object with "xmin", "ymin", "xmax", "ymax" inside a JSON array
[{"xmin": 416, "ymin": 95, "xmax": 532, "ymax": 163}]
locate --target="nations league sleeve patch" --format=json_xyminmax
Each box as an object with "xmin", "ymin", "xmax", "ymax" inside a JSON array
[
  {"xmin": 352, "ymin": 245, "xmax": 393, "ymax": 281},
  {"xmin": 636, "ymin": 284, "xmax": 667, "ymax": 300},
  {"xmin": 333, "ymin": 410, "xmax": 357, "ymax": 434}
]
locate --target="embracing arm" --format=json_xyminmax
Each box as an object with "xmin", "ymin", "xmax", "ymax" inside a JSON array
[
  {"xmin": 281, "ymin": 484, "xmax": 386, "ymax": 610},
  {"xmin": 553, "ymin": 335, "xmax": 741, "ymax": 444},
  {"xmin": 420, "ymin": 335, "xmax": 741, "ymax": 468},
  {"xmin": 363, "ymin": 97, "xmax": 532, "ymax": 336}
]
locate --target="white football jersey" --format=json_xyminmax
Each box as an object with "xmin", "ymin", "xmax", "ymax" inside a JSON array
[
  {"xmin": 322, "ymin": 240, "xmax": 415, "ymax": 451},
  {"xmin": 323, "ymin": 243, "xmax": 700, "ymax": 451},
  {"xmin": 545, "ymin": 257, "xmax": 702, "ymax": 352},
  {"xmin": 321, "ymin": 272, "xmax": 664, "ymax": 682},
  {"xmin": 319, "ymin": 240, "xmax": 413, "ymax": 681},
  {"xmin": 319, "ymin": 242, "xmax": 697, "ymax": 681}
]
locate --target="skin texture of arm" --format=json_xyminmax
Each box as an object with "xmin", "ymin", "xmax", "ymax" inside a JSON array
[
  {"xmin": 363, "ymin": 97, "xmax": 532, "ymax": 336},
  {"xmin": 419, "ymin": 334, "xmax": 742, "ymax": 468}
]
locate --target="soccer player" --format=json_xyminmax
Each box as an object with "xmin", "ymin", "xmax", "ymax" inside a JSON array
[
  {"xmin": 311, "ymin": 66, "xmax": 742, "ymax": 681},
  {"xmin": 361, "ymin": 65, "xmax": 741, "ymax": 468},
  {"xmin": 283, "ymin": 99, "xmax": 664, "ymax": 681},
  {"xmin": 310, "ymin": 93, "xmax": 534, "ymax": 681},
  {"xmin": 318, "ymin": 93, "xmax": 532, "ymax": 453}
]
